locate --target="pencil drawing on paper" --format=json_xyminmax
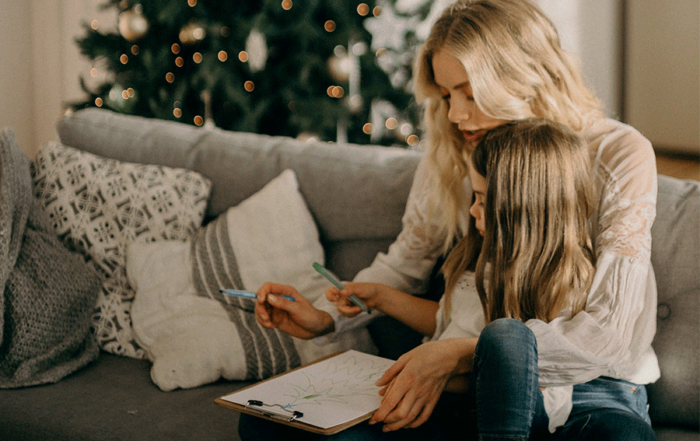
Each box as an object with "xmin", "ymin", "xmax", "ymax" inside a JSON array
[
  {"xmin": 281, "ymin": 352, "xmax": 391, "ymax": 408},
  {"xmin": 222, "ymin": 350, "xmax": 395, "ymax": 429}
]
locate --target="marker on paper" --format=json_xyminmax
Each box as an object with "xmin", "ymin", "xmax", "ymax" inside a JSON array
[
  {"xmin": 312, "ymin": 262, "xmax": 370, "ymax": 314},
  {"xmin": 219, "ymin": 289, "xmax": 295, "ymax": 302}
]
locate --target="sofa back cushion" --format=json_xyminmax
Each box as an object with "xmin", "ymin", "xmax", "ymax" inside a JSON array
[
  {"xmin": 647, "ymin": 175, "xmax": 700, "ymax": 429},
  {"xmin": 56, "ymin": 108, "xmax": 422, "ymax": 281}
]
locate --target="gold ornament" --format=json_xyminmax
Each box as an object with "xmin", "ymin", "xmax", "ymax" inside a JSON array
[
  {"xmin": 118, "ymin": 9, "xmax": 149, "ymax": 42},
  {"xmin": 179, "ymin": 21, "xmax": 206, "ymax": 46},
  {"xmin": 327, "ymin": 53, "xmax": 351, "ymax": 83}
]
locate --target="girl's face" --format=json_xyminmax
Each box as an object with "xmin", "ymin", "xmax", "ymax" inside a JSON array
[
  {"xmin": 432, "ymin": 50, "xmax": 506, "ymax": 144},
  {"xmin": 468, "ymin": 167, "xmax": 487, "ymax": 236}
]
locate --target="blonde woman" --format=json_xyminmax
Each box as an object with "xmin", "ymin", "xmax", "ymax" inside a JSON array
[{"xmin": 247, "ymin": 0, "xmax": 659, "ymax": 439}]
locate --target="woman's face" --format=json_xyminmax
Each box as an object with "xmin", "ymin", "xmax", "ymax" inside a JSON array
[
  {"xmin": 468, "ymin": 167, "xmax": 487, "ymax": 236},
  {"xmin": 432, "ymin": 50, "xmax": 506, "ymax": 144}
]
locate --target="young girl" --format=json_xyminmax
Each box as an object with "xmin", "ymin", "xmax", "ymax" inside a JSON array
[
  {"xmin": 247, "ymin": 0, "xmax": 659, "ymax": 439},
  {"xmin": 336, "ymin": 119, "xmax": 600, "ymax": 439}
]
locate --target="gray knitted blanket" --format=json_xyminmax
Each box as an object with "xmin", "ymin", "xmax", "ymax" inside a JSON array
[{"xmin": 0, "ymin": 128, "xmax": 101, "ymax": 388}]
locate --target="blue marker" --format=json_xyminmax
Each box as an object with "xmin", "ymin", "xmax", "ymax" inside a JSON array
[
  {"xmin": 312, "ymin": 262, "xmax": 370, "ymax": 313},
  {"xmin": 219, "ymin": 289, "xmax": 295, "ymax": 302}
]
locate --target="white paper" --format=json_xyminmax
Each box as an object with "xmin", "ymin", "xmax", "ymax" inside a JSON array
[{"xmin": 221, "ymin": 350, "xmax": 394, "ymax": 429}]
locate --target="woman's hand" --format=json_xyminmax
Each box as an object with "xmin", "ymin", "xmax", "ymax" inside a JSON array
[
  {"xmin": 255, "ymin": 282, "xmax": 334, "ymax": 339},
  {"xmin": 369, "ymin": 338, "xmax": 477, "ymax": 432}
]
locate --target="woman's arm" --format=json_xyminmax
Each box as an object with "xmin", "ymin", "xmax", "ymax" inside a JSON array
[
  {"xmin": 529, "ymin": 120, "xmax": 660, "ymax": 386},
  {"xmin": 370, "ymin": 338, "xmax": 478, "ymax": 431}
]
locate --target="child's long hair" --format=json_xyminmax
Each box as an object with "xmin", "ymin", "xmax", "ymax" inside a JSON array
[
  {"xmin": 413, "ymin": 0, "xmax": 604, "ymax": 251},
  {"xmin": 442, "ymin": 119, "xmax": 596, "ymax": 323}
]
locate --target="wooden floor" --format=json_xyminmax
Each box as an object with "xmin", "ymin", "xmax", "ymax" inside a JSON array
[{"xmin": 655, "ymin": 152, "xmax": 700, "ymax": 181}]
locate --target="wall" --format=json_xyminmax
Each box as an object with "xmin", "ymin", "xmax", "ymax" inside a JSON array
[
  {"xmin": 0, "ymin": 0, "xmax": 113, "ymax": 158},
  {"xmin": 0, "ymin": 2, "xmax": 35, "ymax": 156},
  {"xmin": 625, "ymin": 0, "xmax": 699, "ymax": 155}
]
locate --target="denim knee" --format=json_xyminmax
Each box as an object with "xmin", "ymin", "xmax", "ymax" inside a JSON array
[{"xmin": 475, "ymin": 318, "xmax": 536, "ymax": 364}]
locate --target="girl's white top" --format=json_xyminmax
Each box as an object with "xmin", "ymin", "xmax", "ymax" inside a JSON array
[{"xmin": 313, "ymin": 118, "xmax": 660, "ymax": 431}]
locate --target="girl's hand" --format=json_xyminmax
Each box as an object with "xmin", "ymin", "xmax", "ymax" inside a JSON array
[
  {"xmin": 369, "ymin": 338, "xmax": 477, "ymax": 432},
  {"xmin": 325, "ymin": 282, "xmax": 387, "ymax": 317},
  {"xmin": 255, "ymin": 282, "xmax": 334, "ymax": 339}
]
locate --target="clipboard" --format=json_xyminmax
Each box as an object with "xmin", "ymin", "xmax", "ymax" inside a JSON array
[{"xmin": 215, "ymin": 350, "xmax": 394, "ymax": 435}]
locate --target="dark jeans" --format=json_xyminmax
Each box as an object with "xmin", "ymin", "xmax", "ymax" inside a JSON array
[{"xmin": 238, "ymin": 319, "xmax": 657, "ymax": 441}]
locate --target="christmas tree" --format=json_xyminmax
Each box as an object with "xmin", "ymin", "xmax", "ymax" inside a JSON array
[{"xmin": 73, "ymin": 0, "xmax": 443, "ymax": 147}]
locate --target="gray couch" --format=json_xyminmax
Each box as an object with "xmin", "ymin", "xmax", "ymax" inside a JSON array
[{"xmin": 0, "ymin": 109, "xmax": 697, "ymax": 440}]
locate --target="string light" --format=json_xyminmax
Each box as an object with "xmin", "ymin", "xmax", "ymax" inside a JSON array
[
  {"xmin": 91, "ymin": 20, "xmax": 99, "ymax": 30},
  {"xmin": 194, "ymin": 115, "xmax": 204, "ymax": 126},
  {"xmin": 175, "ymin": 57, "xmax": 184, "ymax": 67},
  {"xmin": 90, "ymin": 68, "xmax": 98, "ymax": 78},
  {"xmin": 363, "ymin": 123, "xmax": 373, "ymax": 134},
  {"xmin": 220, "ymin": 27, "xmax": 230, "ymax": 37},
  {"xmin": 120, "ymin": 54, "xmax": 129, "ymax": 64},
  {"xmin": 244, "ymin": 81, "xmax": 255, "ymax": 92},
  {"xmin": 324, "ymin": 20, "xmax": 336, "ymax": 32},
  {"xmin": 238, "ymin": 51, "xmax": 249, "ymax": 62},
  {"xmin": 326, "ymin": 86, "xmax": 344, "ymax": 98},
  {"xmin": 127, "ymin": 88, "xmax": 135, "ymax": 98},
  {"xmin": 188, "ymin": 0, "xmax": 197, "ymax": 7},
  {"xmin": 193, "ymin": 52, "xmax": 203, "ymax": 63},
  {"xmin": 173, "ymin": 108, "xmax": 182, "ymax": 118},
  {"xmin": 373, "ymin": 6, "xmax": 382, "ymax": 16},
  {"xmin": 121, "ymin": 90, "xmax": 129, "ymax": 99},
  {"xmin": 406, "ymin": 134, "xmax": 420, "ymax": 146},
  {"xmin": 218, "ymin": 51, "xmax": 228, "ymax": 62},
  {"xmin": 282, "ymin": 0, "xmax": 292, "ymax": 10},
  {"xmin": 357, "ymin": 4, "xmax": 369, "ymax": 16},
  {"xmin": 166, "ymin": 72, "xmax": 175, "ymax": 83},
  {"xmin": 385, "ymin": 117, "xmax": 398, "ymax": 130},
  {"xmin": 95, "ymin": 97, "xmax": 103, "ymax": 107},
  {"xmin": 171, "ymin": 44, "xmax": 181, "ymax": 54}
]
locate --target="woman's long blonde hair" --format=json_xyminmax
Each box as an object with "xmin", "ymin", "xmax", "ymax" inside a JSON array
[
  {"xmin": 442, "ymin": 119, "xmax": 596, "ymax": 322},
  {"xmin": 414, "ymin": 0, "xmax": 604, "ymax": 250}
]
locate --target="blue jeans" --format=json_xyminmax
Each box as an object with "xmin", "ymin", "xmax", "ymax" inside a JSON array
[
  {"xmin": 473, "ymin": 319, "xmax": 656, "ymax": 441},
  {"xmin": 237, "ymin": 318, "xmax": 657, "ymax": 441}
]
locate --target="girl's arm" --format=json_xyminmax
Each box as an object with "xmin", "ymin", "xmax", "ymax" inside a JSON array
[
  {"xmin": 530, "ymin": 120, "xmax": 660, "ymax": 386},
  {"xmin": 312, "ymin": 155, "xmax": 453, "ymax": 342},
  {"xmin": 328, "ymin": 282, "xmax": 440, "ymax": 337}
]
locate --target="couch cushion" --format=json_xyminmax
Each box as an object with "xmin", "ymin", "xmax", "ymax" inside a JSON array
[
  {"xmin": 647, "ymin": 175, "xmax": 700, "ymax": 429},
  {"xmin": 56, "ymin": 109, "xmax": 423, "ymax": 281},
  {"xmin": 126, "ymin": 169, "xmax": 375, "ymax": 391},
  {"xmin": 31, "ymin": 141, "xmax": 212, "ymax": 359},
  {"xmin": 0, "ymin": 354, "xmax": 250, "ymax": 441}
]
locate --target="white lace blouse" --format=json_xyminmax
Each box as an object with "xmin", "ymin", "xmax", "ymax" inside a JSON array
[{"xmin": 314, "ymin": 118, "xmax": 661, "ymax": 430}]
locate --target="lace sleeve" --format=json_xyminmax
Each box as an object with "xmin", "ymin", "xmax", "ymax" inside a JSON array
[
  {"xmin": 593, "ymin": 129, "xmax": 657, "ymax": 260},
  {"xmin": 313, "ymin": 154, "xmax": 450, "ymax": 343},
  {"xmin": 530, "ymin": 121, "xmax": 660, "ymax": 386},
  {"xmin": 353, "ymin": 154, "xmax": 448, "ymax": 294}
]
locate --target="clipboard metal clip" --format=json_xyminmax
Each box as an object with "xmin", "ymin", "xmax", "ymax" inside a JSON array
[{"xmin": 245, "ymin": 400, "xmax": 304, "ymax": 423}]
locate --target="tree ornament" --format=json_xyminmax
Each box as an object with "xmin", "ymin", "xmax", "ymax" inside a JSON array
[
  {"xmin": 296, "ymin": 132, "xmax": 321, "ymax": 143},
  {"xmin": 327, "ymin": 51, "xmax": 352, "ymax": 83},
  {"xmin": 118, "ymin": 7, "xmax": 149, "ymax": 42},
  {"xmin": 245, "ymin": 29, "xmax": 268, "ymax": 73},
  {"xmin": 179, "ymin": 21, "xmax": 206, "ymax": 46}
]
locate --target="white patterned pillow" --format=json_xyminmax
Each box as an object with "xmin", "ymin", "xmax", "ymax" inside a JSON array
[{"xmin": 31, "ymin": 142, "xmax": 212, "ymax": 359}]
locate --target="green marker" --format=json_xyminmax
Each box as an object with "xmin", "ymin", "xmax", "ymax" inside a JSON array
[{"xmin": 312, "ymin": 262, "xmax": 371, "ymax": 314}]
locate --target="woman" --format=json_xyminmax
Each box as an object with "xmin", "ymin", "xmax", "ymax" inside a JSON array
[{"xmin": 247, "ymin": 1, "xmax": 659, "ymax": 439}]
